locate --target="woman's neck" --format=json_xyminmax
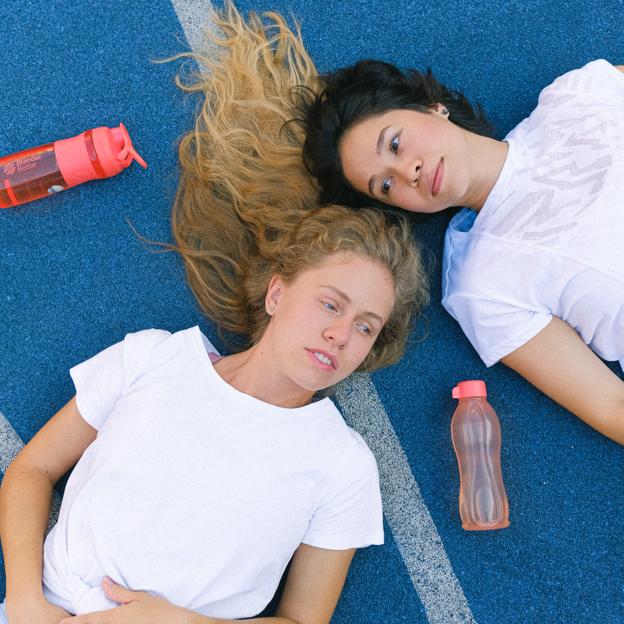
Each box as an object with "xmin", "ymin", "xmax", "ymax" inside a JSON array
[
  {"xmin": 212, "ymin": 344, "xmax": 315, "ymax": 409},
  {"xmin": 462, "ymin": 134, "xmax": 509, "ymax": 212}
]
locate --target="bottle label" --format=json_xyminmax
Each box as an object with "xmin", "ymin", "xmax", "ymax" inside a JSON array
[{"xmin": 0, "ymin": 147, "xmax": 66, "ymax": 207}]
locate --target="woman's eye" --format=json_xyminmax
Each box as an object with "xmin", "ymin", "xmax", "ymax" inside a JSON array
[
  {"xmin": 357, "ymin": 323, "xmax": 372, "ymax": 335},
  {"xmin": 381, "ymin": 178, "xmax": 392, "ymax": 195},
  {"xmin": 323, "ymin": 302, "xmax": 337, "ymax": 312},
  {"xmin": 390, "ymin": 134, "xmax": 399, "ymax": 154}
]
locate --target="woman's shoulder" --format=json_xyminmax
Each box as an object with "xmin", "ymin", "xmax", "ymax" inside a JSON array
[
  {"xmin": 442, "ymin": 210, "xmax": 558, "ymax": 307},
  {"xmin": 442, "ymin": 209, "xmax": 493, "ymax": 292},
  {"xmin": 504, "ymin": 60, "xmax": 624, "ymax": 145},
  {"xmin": 120, "ymin": 326, "xmax": 192, "ymax": 351},
  {"xmin": 324, "ymin": 424, "xmax": 380, "ymax": 493},
  {"xmin": 342, "ymin": 426, "xmax": 377, "ymax": 466},
  {"xmin": 538, "ymin": 59, "xmax": 624, "ymax": 102},
  {"xmin": 309, "ymin": 403, "xmax": 378, "ymax": 471},
  {"xmin": 119, "ymin": 326, "xmax": 209, "ymax": 373}
]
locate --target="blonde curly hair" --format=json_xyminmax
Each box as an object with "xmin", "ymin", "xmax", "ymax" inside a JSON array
[{"xmin": 170, "ymin": 0, "xmax": 429, "ymax": 371}]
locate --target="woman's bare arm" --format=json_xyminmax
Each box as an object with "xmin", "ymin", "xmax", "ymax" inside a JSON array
[
  {"xmin": 63, "ymin": 544, "xmax": 356, "ymax": 624},
  {"xmin": 502, "ymin": 317, "xmax": 624, "ymax": 444},
  {"xmin": 271, "ymin": 544, "xmax": 355, "ymax": 624},
  {"xmin": 200, "ymin": 545, "xmax": 354, "ymax": 624},
  {"xmin": 0, "ymin": 397, "xmax": 97, "ymax": 614}
]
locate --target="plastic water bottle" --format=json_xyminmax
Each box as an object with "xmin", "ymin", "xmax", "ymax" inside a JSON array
[
  {"xmin": 451, "ymin": 380, "xmax": 510, "ymax": 531},
  {"xmin": 0, "ymin": 123, "xmax": 147, "ymax": 208}
]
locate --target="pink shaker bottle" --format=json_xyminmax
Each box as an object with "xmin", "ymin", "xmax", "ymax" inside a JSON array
[{"xmin": 0, "ymin": 123, "xmax": 147, "ymax": 208}]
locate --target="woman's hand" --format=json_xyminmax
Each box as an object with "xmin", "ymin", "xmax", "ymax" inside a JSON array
[
  {"xmin": 59, "ymin": 577, "xmax": 199, "ymax": 624},
  {"xmin": 5, "ymin": 594, "xmax": 71, "ymax": 624}
]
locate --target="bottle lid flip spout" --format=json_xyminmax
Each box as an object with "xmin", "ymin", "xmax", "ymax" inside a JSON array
[
  {"xmin": 91, "ymin": 123, "xmax": 147, "ymax": 178},
  {"xmin": 112, "ymin": 123, "xmax": 148, "ymax": 169}
]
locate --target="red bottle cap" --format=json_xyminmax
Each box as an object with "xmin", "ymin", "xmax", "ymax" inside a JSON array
[
  {"xmin": 91, "ymin": 123, "xmax": 148, "ymax": 177},
  {"xmin": 452, "ymin": 380, "xmax": 487, "ymax": 399},
  {"xmin": 55, "ymin": 123, "xmax": 147, "ymax": 188}
]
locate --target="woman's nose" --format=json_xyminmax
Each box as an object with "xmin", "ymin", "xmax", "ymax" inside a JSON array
[
  {"xmin": 398, "ymin": 157, "xmax": 423, "ymax": 186},
  {"xmin": 323, "ymin": 319, "xmax": 350, "ymax": 347}
]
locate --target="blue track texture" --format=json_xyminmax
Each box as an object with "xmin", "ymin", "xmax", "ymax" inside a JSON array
[{"xmin": 1, "ymin": 1, "xmax": 623, "ymax": 623}]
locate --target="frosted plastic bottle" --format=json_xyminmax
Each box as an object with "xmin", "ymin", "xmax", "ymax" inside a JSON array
[
  {"xmin": 0, "ymin": 123, "xmax": 147, "ymax": 208},
  {"xmin": 451, "ymin": 380, "xmax": 510, "ymax": 531}
]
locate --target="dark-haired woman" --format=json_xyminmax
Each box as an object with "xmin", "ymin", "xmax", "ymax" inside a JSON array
[{"xmin": 302, "ymin": 58, "xmax": 624, "ymax": 445}]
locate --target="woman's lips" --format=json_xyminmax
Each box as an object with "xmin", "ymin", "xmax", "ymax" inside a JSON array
[
  {"xmin": 305, "ymin": 348, "xmax": 337, "ymax": 371},
  {"xmin": 431, "ymin": 158, "xmax": 444, "ymax": 196}
]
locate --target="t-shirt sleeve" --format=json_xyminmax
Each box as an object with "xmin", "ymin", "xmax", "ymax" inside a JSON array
[
  {"xmin": 70, "ymin": 329, "xmax": 172, "ymax": 430},
  {"xmin": 539, "ymin": 59, "xmax": 624, "ymax": 104},
  {"xmin": 443, "ymin": 291, "xmax": 552, "ymax": 367},
  {"xmin": 302, "ymin": 432, "xmax": 383, "ymax": 550}
]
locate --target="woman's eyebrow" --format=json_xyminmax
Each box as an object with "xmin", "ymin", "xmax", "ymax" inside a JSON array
[
  {"xmin": 322, "ymin": 285, "xmax": 351, "ymax": 303},
  {"xmin": 368, "ymin": 126, "xmax": 390, "ymax": 195},
  {"xmin": 376, "ymin": 126, "xmax": 390, "ymax": 155},
  {"xmin": 362, "ymin": 310, "xmax": 384, "ymax": 324}
]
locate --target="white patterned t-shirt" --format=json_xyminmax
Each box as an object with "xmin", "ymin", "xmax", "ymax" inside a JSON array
[{"xmin": 442, "ymin": 59, "xmax": 624, "ymax": 371}]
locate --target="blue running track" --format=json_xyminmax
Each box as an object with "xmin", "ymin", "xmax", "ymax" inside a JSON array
[{"xmin": 0, "ymin": 1, "xmax": 623, "ymax": 623}]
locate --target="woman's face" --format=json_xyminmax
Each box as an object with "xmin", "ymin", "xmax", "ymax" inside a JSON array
[
  {"xmin": 264, "ymin": 252, "xmax": 395, "ymax": 393},
  {"xmin": 339, "ymin": 106, "xmax": 473, "ymax": 213}
]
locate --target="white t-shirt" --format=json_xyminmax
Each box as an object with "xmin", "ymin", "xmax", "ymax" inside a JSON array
[
  {"xmin": 442, "ymin": 59, "xmax": 624, "ymax": 371},
  {"xmin": 42, "ymin": 327, "xmax": 383, "ymax": 618}
]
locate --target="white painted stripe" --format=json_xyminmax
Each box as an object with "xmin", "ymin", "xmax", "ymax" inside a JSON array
[
  {"xmin": 168, "ymin": 1, "xmax": 477, "ymax": 621},
  {"xmin": 0, "ymin": 412, "xmax": 24, "ymax": 475},
  {"xmin": 0, "ymin": 412, "xmax": 61, "ymax": 532},
  {"xmin": 336, "ymin": 375, "xmax": 477, "ymax": 624},
  {"xmin": 170, "ymin": 0, "xmax": 221, "ymax": 56}
]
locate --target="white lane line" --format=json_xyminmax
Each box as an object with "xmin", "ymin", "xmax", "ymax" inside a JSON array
[
  {"xmin": 0, "ymin": 412, "xmax": 24, "ymax": 475},
  {"xmin": 336, "ymin": 375, "xmax": 477, "ymax": 624},
  {"xmin": 168, "ymin": 1, "xmax": 477, "ymax": 621},
  {"xmin": 170, "ymin": 0, "xmax": 221, "ymax": 56},
  {"xmin": 0, "ymin": 411, "xmax": 62, "ymax": 532}
]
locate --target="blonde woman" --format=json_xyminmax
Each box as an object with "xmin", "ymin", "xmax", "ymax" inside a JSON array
[
  {"xmin": 0, "ymin": 5, "xmax": 429, "ymax": 624},
  {"xmin": 0, "ymin": 206, "xmax": 427, "ymax": 624}
]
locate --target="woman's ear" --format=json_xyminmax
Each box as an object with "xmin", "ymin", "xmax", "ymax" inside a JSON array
[
  {"xmin": 265, "ymin": 274, "xmax": 284, "ymax": 316},
  {"xmin": 429, "ymin": 102, "xmax": 450, "ymax": 118}
]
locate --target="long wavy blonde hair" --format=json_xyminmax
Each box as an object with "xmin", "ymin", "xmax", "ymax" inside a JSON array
[{"xmin": 170, "ymin": 1, "xmax": 429, "ymax": 371}]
